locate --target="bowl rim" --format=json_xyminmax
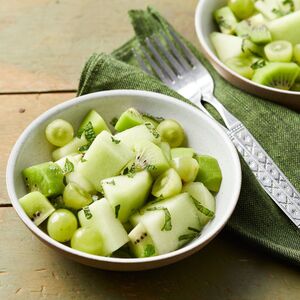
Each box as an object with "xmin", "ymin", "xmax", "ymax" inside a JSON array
[
  {"xmin": 194, "ymin": 0, "xmax": 300, "ymax": 96},
  {"xmin": 6, "ymin": 89, "xmax": 241, "ymax": 265}
]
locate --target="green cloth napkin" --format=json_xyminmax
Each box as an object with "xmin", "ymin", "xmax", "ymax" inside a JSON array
[{"xmin": 78, "ymin": 7, "xmax": 300, "ymax": 266}]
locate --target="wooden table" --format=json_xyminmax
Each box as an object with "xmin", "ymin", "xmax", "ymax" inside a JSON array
[{"xmin": 1, "ymin": 1, "xmax": 299, "ymax": 299}]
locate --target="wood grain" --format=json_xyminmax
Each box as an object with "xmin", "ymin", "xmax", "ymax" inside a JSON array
[
  {"xmin": 0, "ymin": 0, "xmax": 198, "ymax": 93},
  {"xmin": 1, "ymin": 207, "xmax": 300, "ymax": 300},
  {"xmin": 0, "ymin": 93, "xmax": 75, "ymax": 205}
]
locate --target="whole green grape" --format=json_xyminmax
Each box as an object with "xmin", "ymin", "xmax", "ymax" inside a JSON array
[
  {"xmin": 47, "ymin": 209, "xmax": 78, "ymax": 242},
  {"xmin": 228, "ymin": 0, "xmax": 255, "ymax": 19},
  {"xmin": 71, "ymin": 227, "xmax": 104, "ymax": 255}
]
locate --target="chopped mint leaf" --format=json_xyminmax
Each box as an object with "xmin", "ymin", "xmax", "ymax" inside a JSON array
[
  {"xmin": 192, "ymin": 197, "xmax": 215, "ymax": 218},
  {"xmin": 115, "ymin": 204, "xmax": 121, "ymax": 218},
  {"xmin": 178, "ymin": 233, "xmax": 197, "ymax": 242},
  {"xmin": 83, "ymin": 121, "xmax": 96, "ymax": 143},
  {"xmin": 217, "ymin": 17, "xmax": 232, "ymax": 30},
  {"xmin": 78, "ymin": 144, "xmax": 90, "ymax": 152},
  {"xmin": 142, "ymin": 113, "xmax": 164, "ymax": 123},
  {"xmin": 110, "ymin": 117, "xmax": 118, "ymax": 127},
  {"xmin": 144, "ymin": 122, "xmax": 160, "ymax": 139},
  {"xmin": 188, "ymin": 227, "xmax": 201, "ymax": 233},
  {"xmin": 106, "ymin": 179, "xmax": 116, "ymax": 185},
  {"xmin": 251, "ymin": 59, "xmax": 266, "ymax": 70},
  {"xmin": 146, "ymin": 164, "xmax": 157, "ymax": 171},
  {"xmin": 144, "ymin": 244, "xmax": 156, "ymax": 257},
  {"xmin": 83, "ymin": 206, "xmax": 93, "ymax": 220},
  {"xmin": 63, "ymin": 158, "xmax": 74, "ymax": 175},
  {"xmin": 80, "ymin": 157, "xmax": 87, "ymax": 162},
  {"xmin": 147, "ymin": 206, "xmax": 172, "ymax": 231},
  {"xmin": 111, "ymin": 136, "xmax": 121, "ymax": 144}
]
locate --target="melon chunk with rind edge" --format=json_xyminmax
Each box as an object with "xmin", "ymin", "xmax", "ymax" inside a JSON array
[
  {"xmin": 101, "ymin": 170, "xmax": 153, "ymax": 223},
  {"xmin": 78, "ymin": 198, "xmax": 129, "ymax": 256},
  {"xmin": 130, "ymin": 193, "xmax": 201, "ymax": 255},
  {"xmin": 210, "ymin": 32, "xmax": 243, "ymax": 62},
  {"xmin": 19, "ymin": 191, "xmax": 55, "ymax": 226},
  {"xmin": 77, "ymin": 131, "xmax": 134, "ymax": 192}
]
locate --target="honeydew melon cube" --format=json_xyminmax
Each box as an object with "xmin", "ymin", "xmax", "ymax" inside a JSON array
[
  {"xmin": 77, "ymin": 131, "xmax": 134, "ymax": 192},
  {"xmin": 101, "ymin": 170, "xmax": 153, "ymax": 223},
  {"xmin": 78, "ymin": 198, "xmax": 129, "ymax": 256}
]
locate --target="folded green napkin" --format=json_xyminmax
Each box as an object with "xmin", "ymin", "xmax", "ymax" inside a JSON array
[{"xmin": 78, "ymin": 7, "xmax": 300, "ymax": 265}]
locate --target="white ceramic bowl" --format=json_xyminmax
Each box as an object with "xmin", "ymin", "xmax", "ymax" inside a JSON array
[
  {"xmin": 6, "ymin": 90, "xmax": 241, "ymax": 271},
  {"xmin": 195, "ymin": 0, "xmax": 300, "ymax": 111}
]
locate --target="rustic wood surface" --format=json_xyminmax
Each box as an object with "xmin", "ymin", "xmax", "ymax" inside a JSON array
[{"xmin": 1, "ymin": 0, "xmax": 300, "ymax": 299}]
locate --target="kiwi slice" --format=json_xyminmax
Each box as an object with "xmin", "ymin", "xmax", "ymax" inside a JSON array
[
  {"xmin": 264, "ymin": 41, "xmax": 293, "ymax": 62},
  {"xmin": 249, "ymin": 25, "xmax": 272, "ymax": 44},
  {"xmin": 133, "ymin": 140, "xmax": 170, "ymax": 178},
  {"xmin": 128, "ymin": 223, "xmax": 157, "ymax": 258},
  {"xmin": 115, "ymin": 108, "xmax": 145, "ymax": 132},
  {"xmin": 225, "ymin": 56, "xmax": 255, "ymax": 79},
  {"xmin": 242, "ymin": 39, "xmax": 264, "ymax": 57},
  {"xmin": 19, "ymin": 191, "xmax": 55, "ymax": 225},
  {"xmin": 252, "ymin": 62, "xmax": 300, "ymax": 90},
  {"xmin": 196, "ymin": 155, "xmax": 222, "ymax": 193},
  {"xmin": 23, "ymin": 162, "xmax": 65, "ymax": 197}
]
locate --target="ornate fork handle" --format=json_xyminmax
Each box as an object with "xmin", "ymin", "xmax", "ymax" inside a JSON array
[{"xmin": 228, "ymin": 123, "xmax": 300, "ymax": 227}]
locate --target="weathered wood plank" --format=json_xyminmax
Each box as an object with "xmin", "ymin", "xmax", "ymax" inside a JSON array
[
  {"xmin": 0, "ymin": 93, "xmax": 75, "ymax": 205},
  {"xmin": 0, "ymin": 207, "xmax": 300, "ymax": 300},
  {"xmin": 0, "ymin": 0, "xmax": 198, "ymax": 93}
]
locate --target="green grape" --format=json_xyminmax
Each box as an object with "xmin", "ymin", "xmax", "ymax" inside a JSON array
[
  {"xmin": 294, "ymin": 44, "xmax": 300, "ymax": 64},
  {"xmin": 152, "ymin": 168, "xmax": 182, "ymax": 198},
  {"xmin": 46, "ymin": 119, "xmax": 74, "ymax": 147},
  {"xmin": 228, "ymin": 0, "xmax": 255, "ymax": 19},
  {"xmin": 71, "ymin": 227, "xmax": 104, "ymax": 255},
  {"xmin": 47, "ymin": 209, "xmax": 78, "ymax": 242},
  {"xmin": 63, "ymin": 182, "xmax": 93, "ymax": 210},
  {"xmin": 171, "ymin": 157, "xmax": 199, "ymax": 183},
  {"xmin": 264, "ymin": 41, "xmax": 293, "ymax": 62},
  {"xmin": 156, "ymin": 119, "xmax": 185, "ymax": 148}
]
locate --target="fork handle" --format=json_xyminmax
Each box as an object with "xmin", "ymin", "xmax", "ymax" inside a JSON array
[
  {"xmin": 228, "ymin": 122, "xmax": 300, "ymax": 228},
  {"xmin": 200, "ymin": 95, "xmax": 300, "ymax": 228}
]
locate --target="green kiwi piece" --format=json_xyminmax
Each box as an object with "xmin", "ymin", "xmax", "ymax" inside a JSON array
[
  {"xmin": 128, "ymin": 223, "xmax": 157, "ymax": 258},
  {"xmin": 23, "ymin": 162, "xmax": 65, "ymax": 197},
  {"xmin": 19, "ymin": 191, "xmax": 55, "ymax": 226},
  {"xmin": 213, "ymin": 6, "xmax": 237, "ymax": 35},
  {"xmin": 250, "ymin": 25, "xmax": 272, "ymax": 44},
  {"xmin": 115, "ymin": 108, "xmax": 145, "ymax": 132},
  {"xmin": 242, "ymin": 39, "xmax": 265, "ymax": 57},
  {"xmin": 264, "ymin": 40, "xmax": 293, "ymax": 62},
  {"xmin": 291, "ymin": 82, "xmax": 300, "ymax": 91},
  {"xmin": 225, "ymin": 56, "xmax": 255, "ymax": 79},
  {"xmin": 195, "ymin": 155, "xmax": 222, "ymax": 193},
  {"xmin": 77, "ymin": 109, "xmax": 110, "ymax": 136},
  {"xmin": 133, "ymin": 140, "xmax": 170, "ymax": 178},
  {"xmin": 252, "ymin": 62, "xmax": 300, "ymax": 90}
]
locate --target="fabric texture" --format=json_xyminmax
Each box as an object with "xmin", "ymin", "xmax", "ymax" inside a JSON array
[{"xmin": 78, "ymin": 7, "xmax": 300, "ymax": 265}]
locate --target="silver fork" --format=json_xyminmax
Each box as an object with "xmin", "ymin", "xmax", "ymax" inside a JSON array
[{"xmin": 133, "ymin": 27, "xmax": 300, "ymax": 228}]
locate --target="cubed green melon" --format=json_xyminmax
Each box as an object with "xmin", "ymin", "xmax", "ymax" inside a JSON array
[
  {"xmin": 101, "ymin": 170, "xmax": 153, "ymax": 223},
  {"xmin": 77, "ymin": 131, "xmax": 134, "ymax": 192},
  {"xmin": 130, "ymin": 193, "xmax": 201, "ymax": 255},
  {"xmin": 78, "ymin": 198, "xmax": 129, "ymax": 256}
]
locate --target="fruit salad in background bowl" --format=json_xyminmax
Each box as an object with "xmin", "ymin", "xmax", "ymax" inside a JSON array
[
  {"xmin": 6, "ymin": 90, "xmax": 241, "ymax": 271},
  {"xmin": 195, "ymin": 0, "xmax": 300, "ymax": 110}
]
